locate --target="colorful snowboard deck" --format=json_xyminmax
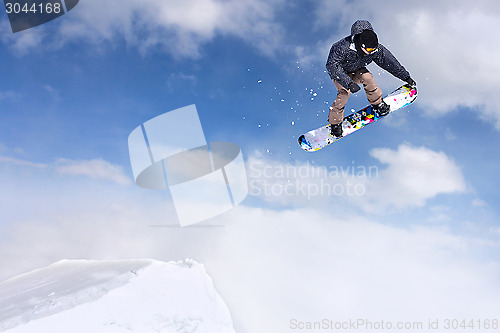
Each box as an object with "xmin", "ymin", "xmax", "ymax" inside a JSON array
[{"xmin": 298, "ymin": 84, "xmax": 417, "ymax": 152}]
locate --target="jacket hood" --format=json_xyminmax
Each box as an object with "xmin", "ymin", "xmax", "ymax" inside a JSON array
[{"xmin": 351, "ymin": 20, "xmax": 374, "ymax": 38}]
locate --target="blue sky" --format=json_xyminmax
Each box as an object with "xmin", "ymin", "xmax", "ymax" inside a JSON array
[{"xmin": 1, "ymin": 1, "xmax": 500, "ymax": 332}]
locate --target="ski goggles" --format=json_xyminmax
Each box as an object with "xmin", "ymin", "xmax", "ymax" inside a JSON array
[{"xmin": 364, "ymin": 46, "xmax": 377, "ymax": 53}]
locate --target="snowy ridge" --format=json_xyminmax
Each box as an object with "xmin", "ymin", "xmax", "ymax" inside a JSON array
[{"xmin": 0, "ymin": 259, "xmax": 234, "ymax": 333}]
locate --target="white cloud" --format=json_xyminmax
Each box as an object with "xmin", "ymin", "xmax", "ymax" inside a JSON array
[
  {"xmin": 55, "ymin": 158, "xmax": 132, "ymax": 185},
  {"xmin": 472, "ymin": 198, "xmax": 488, "ymax": 208},
  {"xmin": 247, "ymin": 152, "xmax": 372, "ymax": 208},
  {"xmin": 0, "ymin": 90, "xmax": 21, "ymax": 101},
  {"xmin": 43, "ymin": 84, "xmax": 61, "ymax": 103},
  {"xmin": 0, "ymin": 155, "xmax": 48, "ymax": 169},
  {"xmin": 311, "ymin": 1, "xmax": 500, "ymax": 128},
  {"xmin": 247, "ymin": 144, "xmax": 466, "ymax": 213},
  {"xmin": 0, "ymin": 19, "xmax": 40, "ymax": 54},
  {"xmin": 364, "ymin": 144, "xmax": 467, "ymax": 211},
  {"xmin": 0, "ymin": 150, "xmax": 130, "ymax": 185},
  {"xmin": 3, "ymin": 0, "xmax": 285, "ymax": 59}
]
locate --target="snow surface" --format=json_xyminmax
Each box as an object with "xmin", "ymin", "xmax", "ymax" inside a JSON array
[{"xmin": 0, "ymin": 259, "xmax": 234, "ymax": 333}]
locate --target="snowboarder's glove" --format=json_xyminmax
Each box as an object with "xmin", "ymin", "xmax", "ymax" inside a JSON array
[
  {"xmin": 405, "ymin": 77, "xmax": 416, "ymax": 88},
  {"xmin": 348, "ymin": 82, "xmax": 361, "ymax": 93}
]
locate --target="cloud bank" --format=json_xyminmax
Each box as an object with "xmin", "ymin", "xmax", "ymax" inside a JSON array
[
  {"xmin": 55, "ymin": 158, "xmax": 131, "ymax": 185},
  {"xmin": 247, "ymin": 144, "xmax": 466, "ymax": 213},
  {"xmin": 3, "ymin": 0, "xmax": 285, "ymax": 59},
  {"xmin": 0, "ymin": 145, "xmax": 497, "ymax": 332},
  {"xmin": 0, "ymin": 204, "xmax": 498, "ymax": 332}
]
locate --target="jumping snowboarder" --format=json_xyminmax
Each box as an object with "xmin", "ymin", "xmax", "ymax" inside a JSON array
[{"xmin": 326, "ymin": 20, "xmax": 416, "ymax": 137}]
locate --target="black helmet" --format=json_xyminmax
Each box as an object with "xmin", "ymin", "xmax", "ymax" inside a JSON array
[{"xmin": 355, "ymin": 30, "xmax": 378, "ymax": 53}]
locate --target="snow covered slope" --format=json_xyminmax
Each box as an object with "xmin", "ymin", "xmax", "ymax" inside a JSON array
[{"xmin": 0, "ymin": 259, "xmax": 234, "ymax": 333}]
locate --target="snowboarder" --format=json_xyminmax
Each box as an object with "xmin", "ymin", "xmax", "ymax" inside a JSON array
[{"xmin": 326, "ymin": 20, "xmax": 416, "ymax": 137}]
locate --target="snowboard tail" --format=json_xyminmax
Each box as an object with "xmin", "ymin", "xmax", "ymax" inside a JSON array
[{"xmin": 298, "ymin": 84, "xmax": 417, "ymax": 152}]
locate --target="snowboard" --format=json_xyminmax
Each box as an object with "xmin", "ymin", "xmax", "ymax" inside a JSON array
[{"xmin": 298, "ymin": 84, "xmax": 417, "ymax": 152}]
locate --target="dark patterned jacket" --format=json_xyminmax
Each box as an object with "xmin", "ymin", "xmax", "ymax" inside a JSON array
[{"xmin": 326, "ymin": 20, "xmax": 411, "ymax": 90}]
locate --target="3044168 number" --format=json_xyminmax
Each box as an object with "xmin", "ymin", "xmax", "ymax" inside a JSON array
[
  {"xmin": 443, "ymin": 319, "xmax": 498, "ymax": 330},
  {"xmin": 5, "ymin": 2, "xmax": 61, "ymax": 14}
]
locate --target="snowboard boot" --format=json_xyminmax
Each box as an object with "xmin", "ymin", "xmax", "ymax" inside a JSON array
[
  {"xmin": 373, "ymin": 101, "xmax": 390, "ymax": 117},
  {"xmin": 330, "ymin": 123, "xmax": 343, "ymax": 137}
]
